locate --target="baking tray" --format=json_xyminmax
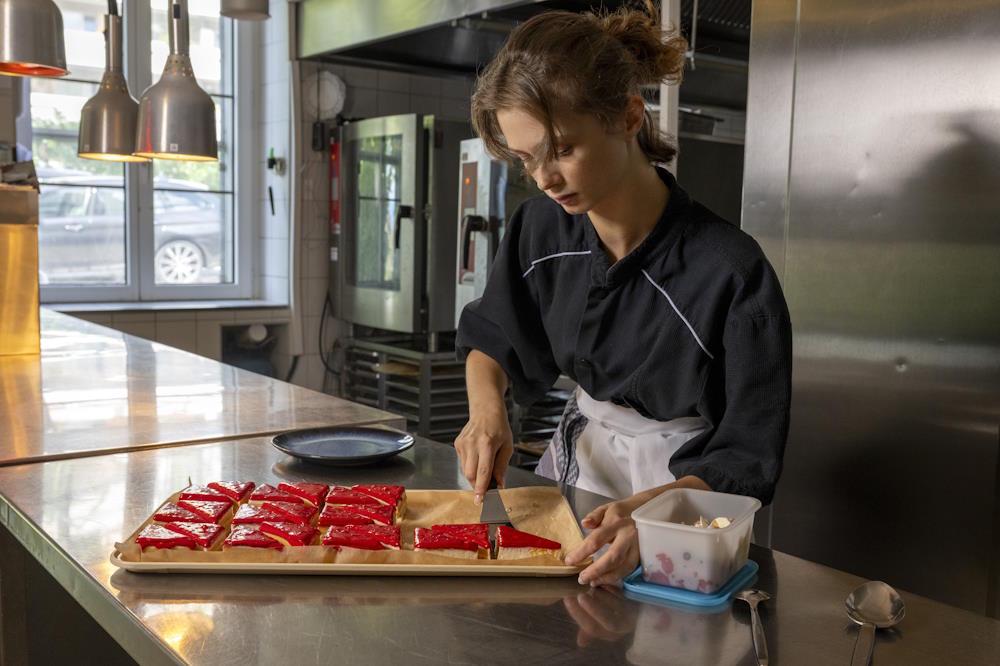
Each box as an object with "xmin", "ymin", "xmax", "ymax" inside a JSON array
[{"xmin": 111, "ymin": 487, "xmax": 586, "ymax": 576}]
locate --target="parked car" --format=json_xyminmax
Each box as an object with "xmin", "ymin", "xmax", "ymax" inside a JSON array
[{"xmin": 37, "ymin": 168, "xmax": 226, "ymax": 285}]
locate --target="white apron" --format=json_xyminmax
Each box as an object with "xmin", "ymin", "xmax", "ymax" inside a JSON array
[{"xmin": 561, "ymin": 387, "xmax": 709, "ymax": 499}]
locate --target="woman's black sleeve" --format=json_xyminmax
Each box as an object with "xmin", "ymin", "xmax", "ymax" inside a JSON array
[
  {"xmin": 668, "ymin": 257, "xmax": 793, "ymax": 505},
  {"xmin": 455, "ymin": 206, "xmax": 560, "ymax": 406}
]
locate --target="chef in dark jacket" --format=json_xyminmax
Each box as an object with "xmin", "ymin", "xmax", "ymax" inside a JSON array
[{"xmin": 454, "ymin": 3, "xmax": 792, "ymax": 586}]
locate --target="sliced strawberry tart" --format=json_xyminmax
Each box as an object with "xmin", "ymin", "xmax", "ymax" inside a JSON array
[
  {"xmin": 322, "ymin": 524, "xmax": 400, "ymax": 552},
  {"xmin": 495, "ymin": 526, "xmax": 561, "ymax": 560},
  {"xmin": 207, "ymin": 481, "xmax": 255, "ymax": 504},
  {"xmin": 413, "ymin": 524, "xmax": 489, "ymax": 560},
  {"xmin": 277, "ymin": 482, "xmax": 328, "ymax": 507},
  {"xmin": 249, "ymin": 484, "xmax": 304, "ymax": 505}
]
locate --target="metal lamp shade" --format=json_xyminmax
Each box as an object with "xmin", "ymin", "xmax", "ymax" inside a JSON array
[
  {"xmin": 134, "ymin": 1, "xmax": 217, "ymax": 161},
  {"xmin": 78, "ymin": 15, "xmax": 147, "ymax": 162},
  {"xmin": 221, "ymin": 0, "xmax": 269, "ymax": 20},
  {"xmin": 0, "ymin": 0, "xmax": 67, "ymax": 77}
]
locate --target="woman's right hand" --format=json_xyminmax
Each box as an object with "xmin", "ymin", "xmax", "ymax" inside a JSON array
[{"xmin": 455, "ymin": 404, "xmax": 514, "ymax": 504}]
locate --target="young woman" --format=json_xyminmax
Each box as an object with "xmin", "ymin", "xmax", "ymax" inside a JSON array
[{"xmin": 454, "ymin": 3, "xmax": 792, "ymax": 586}]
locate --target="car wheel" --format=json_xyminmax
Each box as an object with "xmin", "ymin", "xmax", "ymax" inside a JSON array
[{"xmin": 155, "ymin": 240, "xmax": 204, "ymax": 283}]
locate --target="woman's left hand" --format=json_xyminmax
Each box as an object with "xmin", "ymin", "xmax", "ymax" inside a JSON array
[
  {"xmin": 564, "ymin": 498, "xmax": 644, "ymax": 586},
  {"xmin": 564, "ymin": 477, "xmax": 712, "ymax": 586}
]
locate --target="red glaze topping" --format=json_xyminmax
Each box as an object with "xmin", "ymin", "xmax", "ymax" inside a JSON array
[
  {"xmin": 136, "ymin": 524, "xmax": 196, "ymax": 550},
  {"xmin": 176, "ymin": 499, "xmax": 231, "ymax": 523},
  {"xmin": 322, "ymin": 524, "xmax": 400, "ymax": 550},
  {"xmin": 277, "ymin": 482, "xmax": 329, "ymax": 506},
  {"xmin": 352, "ymin": 484, "xmax": 404, "ymax": 505},
  {"xmin": 250, "ymin": 484, "xmax": 303, "ymax": 504},
  {"xmin": 207, "ymin": 481, "xmax": 255, "ymax": 502},
  {"xmin": 496, "ymin": 526, "xmax": 560, "ymax": 550},
  {"xmin": 232, "ymin": 503, "xmax": 287, "ymax": 525},
  {"xmin": 179, "ymin": 485, "xmax": 234, "ymax": 505},
  {"xmin": 430, "ymin": 523, "xmax": 490, "ymax": 550},
  {"xmin": 259, "ymin": 522, "xmax": 318, "ymax": 546},
  {"xmin": 162, "ymin": 522, "xmax": 224, "ymax": 549},
  {"xmin": 318, "ymin": 505, "xmax": 375, "ymax": 527},
  {"xmin": 324, "ymin": 486, "xmax": 381, "ymax": 506},
  {"xmin": 261, "ymin": 501, "xmax": 316, "ymax": 525},
  {"xmin": 414, "ymin": 527, "xmax": 479, "ymax": 552},
  {"xmin": 224, "ymin": 525, "xmax": 282, "ymax": 549},
  {"xmin": 153, "ymin": 502, "xmax": 213, "ymax": 524}
]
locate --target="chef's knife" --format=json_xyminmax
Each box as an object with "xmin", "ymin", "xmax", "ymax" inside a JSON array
[{"xmin": 478, "ymin": 479, "xmax": 512, "ymax": 557}]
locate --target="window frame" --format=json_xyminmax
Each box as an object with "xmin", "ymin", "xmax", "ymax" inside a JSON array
[{"xmin": 37, "ymin": 0, "xmax": 256, "ymax": 304}]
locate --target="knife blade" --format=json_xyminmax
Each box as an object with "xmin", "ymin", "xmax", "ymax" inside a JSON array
[{"xmin": 478, "ymin": 479, "xmax": 512, "ymax": 558}]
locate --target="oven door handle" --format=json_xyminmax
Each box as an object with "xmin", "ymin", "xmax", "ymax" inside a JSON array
[{"xmin": 394, "ymin": 204, "xmax": 414, "ymax": 250}]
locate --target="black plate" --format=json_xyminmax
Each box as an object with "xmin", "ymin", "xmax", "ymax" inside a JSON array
[{"xmin": 271, "ymin": 426, "xmax": 415, "ymax": 467}]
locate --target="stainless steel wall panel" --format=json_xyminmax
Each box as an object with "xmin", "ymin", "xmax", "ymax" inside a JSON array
[
  {"xmin": 751, "ymin": 0, "xmax": 1000, "ymax": 615},
  {"xmin": 740, "ymin": 0, "xmax": 799, "ymax": 281}
]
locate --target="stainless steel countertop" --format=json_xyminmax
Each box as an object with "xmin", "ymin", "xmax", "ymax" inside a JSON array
[
  {"xmin": 0, "ymin": 436, "xmax": 997, "ymax": 665},
  {"xmin": 0, "ymin": 310, "xmax": 404, "ymax": 466}
]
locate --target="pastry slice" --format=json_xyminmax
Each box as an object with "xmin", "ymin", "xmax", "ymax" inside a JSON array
[
  {"xmin": 413, "ymin": 527, "xmax": 486, "ymax": 560},
  {"xmin": 249, "ymin": 484, "xmax": 303, "ymax": 505},
  {"xmin": 223, "ymin": 524, "xmax": 282, "ymax": 550},
  {"xmin": 135, "ymin": 524, "xmax": 197, "ymax": 551},
  {"xmin": 207, "ymin": 481, "xmax": 255, "ymax": 504},
  {"xmin": 176, "ymin": 499, "xmax": 233, "ymax": 524},
  {"xmin": 232, "ymin": 503, "xmax": 288, "ymax": 525},
  {"xmin": 178, "ymin": 484, "xmax": 234, "ymax": 505},
  {"xmin": 317, "ymin": 503, "xmax": 393, "ymax": 527},
  {"xmin": 277, "ymin": 482, "xmax": 329, "ymax": 507},
  {"xmin": 430, "ymin": 523, "xmax": 491, "ymax": 552},
  {"xmin": 495, "ymin": 526, "xmax": 561, "ymax": 560},
  {"xmin": 322, "ymin": 524, "xmax": 400, "ymax": 551},
  {"xmin": 259, "ymin": 522, "xmax": 318, "ymax": 547},
  {"xmin": 351, "ymin": 484, "xmax": 406, "ymax": 521},
  {"xmin": 260, "ymin": 500, "xmax": 317, "ymax": 526},
  {"xmin": 161, "ymin": 522, "xmax": 225, "ymax": 550},
  {"xmin": 153, "ymin": 502, "xmax": 215, "ymax": 524},
  {"xmin": 324, "ymin": 486, "xmax": 382, "ymax": 506}
]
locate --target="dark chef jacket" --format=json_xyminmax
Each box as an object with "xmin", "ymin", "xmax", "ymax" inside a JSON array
[{"xmin": 456, "ymin": 167, "xmax": 792, "ymax": 504}]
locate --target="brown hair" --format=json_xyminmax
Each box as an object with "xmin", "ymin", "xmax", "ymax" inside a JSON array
[{"xmin": 471, "ymin": 1, "xmax": 687, "ymax": 167}]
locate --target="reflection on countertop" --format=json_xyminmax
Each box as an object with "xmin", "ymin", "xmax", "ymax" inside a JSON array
[{"xmin": 0, "ymin": 309, "xmax": 404, "ymax": 465}]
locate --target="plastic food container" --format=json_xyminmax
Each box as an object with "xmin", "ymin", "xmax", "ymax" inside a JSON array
[{"xmin": 631, "ymin": 488, "xmax": 761, "ymax": 594}]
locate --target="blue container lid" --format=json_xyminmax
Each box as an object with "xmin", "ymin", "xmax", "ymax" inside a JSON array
[{"xmin": 623, "ymin": 560, "xmax": 759, "ymax": 608}]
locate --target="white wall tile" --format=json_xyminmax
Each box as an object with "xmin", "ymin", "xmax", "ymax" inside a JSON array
[
  {"xmin": 340, "ymin": 65, "xmax": 377, "ymax": 89},
  {"xmin": 410, "ymin": 94, "xmax": 440, "ymax": 116},
  {"xmin": 343, "ymin": 87, "xmax": 377, "ymax": 118},
  {"xmin": 263, "ymin": 240, "xmax": 289, "ymax": 278},
  {"xmin": 264, "ymin": 276, "xmax": 288, "ymax": 302},
  {"xmin": 113, "ymin": 321, "xmax": 156, "ymax": 340},
  {"xmin": 196, "ymin": 321, "xmax": 223, "ymax": 360},
  {"xmin": 303, "ymin": 238, "xmax": 330, "ymax": 279},
  {"xmin": 111, "ymin": 312, "xmax": 155, "ymax": 324},
  {"xmin": 409, "ymin": 74, "xmax": 442, "ymax": 97},
  {"xmin": 376, "ymin": 90, "xmax": 410, "ymax": 116},
  {"xmin": 155, "ymin": 320, "xmax": 199, "ymax": 353},
  {"xmin": 440, "ymin": 76, "xmax": 473, "ymax": 99},
  {"xmin": 377, "ymin": 70, "xmax": 411, "ymax": 93},
  {"xmin": 302, "ymin": 278, "xmax": 328, "ymax": 317}
]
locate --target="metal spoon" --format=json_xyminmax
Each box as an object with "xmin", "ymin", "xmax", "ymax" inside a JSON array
[
  {"xmin": 845, "ymin": 581, "xmax": 905, "ymax": 666},
  {"xmin": 735, "ymin": 589, "xmax": 771, "ymax": 666}
]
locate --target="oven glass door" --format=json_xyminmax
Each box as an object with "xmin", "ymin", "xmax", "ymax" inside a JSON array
[{"xmin": 339, "ymin": 114, "xmax": 423, "ymax": 332}]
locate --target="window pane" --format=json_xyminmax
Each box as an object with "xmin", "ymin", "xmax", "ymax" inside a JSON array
[
  {"xmin": 152, "ymin": 190, "xmax": 233, "ymax": 285},
  {"xmin": 152, "ymin": 97, "xmax": 234, "ymax": 192},
  {"xmin": 151, "ymin": 1, "xmax": 232, "ymax": 96},
  {"xmin": 37, "ymin": 185, "xmax": 127, "ymax": 285},
  {"xmin": 33, "ymin": 75, "xmax": 127, "ymax": 286},
  {"xmin": 57, "ymin": 0, "xmax": 110, "ymax": 82},
  {"xmin": 352, "ymin": 135, "xmax": 402, "ymax": 290}
]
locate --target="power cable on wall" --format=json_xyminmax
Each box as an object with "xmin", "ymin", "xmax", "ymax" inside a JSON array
[{"xmin": 319, "ymin": 292, "xmax": 342, "ymax": 384}]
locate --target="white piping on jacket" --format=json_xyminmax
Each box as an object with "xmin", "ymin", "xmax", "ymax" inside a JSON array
[
  {"xmin": 641, "ymin": 269, "xmax": 715, "ymax": 360},
  {"xmin": 522, "ymin": 250, "xmax": 592, "ymax": 278}
]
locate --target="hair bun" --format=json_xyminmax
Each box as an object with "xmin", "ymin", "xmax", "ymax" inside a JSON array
[{"xmin": 600, "ymin": 3, "xmax": 686, "ymax": 86}]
